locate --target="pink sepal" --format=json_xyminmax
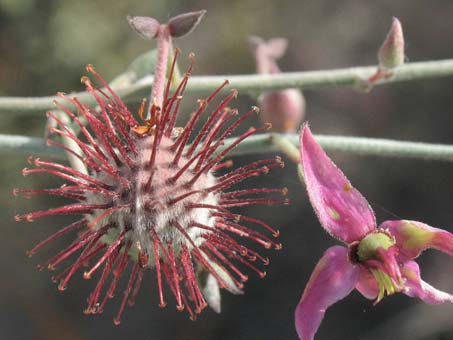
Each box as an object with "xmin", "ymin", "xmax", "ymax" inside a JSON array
[
  {"xmin": 381, "ymin": 220, "xmax": 453, "ymax": 261},
  {"xmin": 300, "ymin": 125, "xmax": 376, "ymax": 243},
  {"xmin": 295, "ymin": 246, "xmax": 359, "ymax": 340},
  {"xmin": 401, "ymin": 260, "xmax": 453, "ymax": 304}
]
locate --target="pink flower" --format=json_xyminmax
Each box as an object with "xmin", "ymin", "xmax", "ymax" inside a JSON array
[
  {"xmin": 14, "ymin": 57, "xmax": 287, "ymax": 324},
  {"xmin": 295, "ymin": 125, "xmax": 453, "ymax": 340}
]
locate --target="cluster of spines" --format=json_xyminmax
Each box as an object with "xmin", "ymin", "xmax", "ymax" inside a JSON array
[{"xmin": 14, "ymin": 51, "xmax": 287, "ymax": 323}]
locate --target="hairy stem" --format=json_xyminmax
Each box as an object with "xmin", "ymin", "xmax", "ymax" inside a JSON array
[
  {"xmin": 2, "ymin": 59, "xmax": 453, "ymax": 115},
  {"xmin": 3, "ymin": 133, "xmax": 453, "ymax": 163},
  {"xmin": 149, "ymin": 25, "xmax": 171, "ymax": 115}
]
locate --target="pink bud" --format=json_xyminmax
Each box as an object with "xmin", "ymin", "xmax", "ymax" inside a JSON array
[
  {"xmin": 250, "ymin": 36, "xmax": 306, "ymax": 132},
  {"xmin": 259, "ymin": 89, "xmax": 305, "ymax": 133},
  {"xmin": 168, "ymin": 10, "xmax": 206, "ymax": 38},
  {"xmin": 378, "ymin": 17, "xmax": 405, "ymax": 69},
  {"xmin": 127, "ymin": 16, "xmax": 160, "ymax": 40},
  {"xmin": 249, "ymin": 36, "xmax": 288, "ymax": 74}
]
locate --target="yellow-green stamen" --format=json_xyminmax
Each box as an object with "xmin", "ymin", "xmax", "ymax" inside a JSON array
[{"xmin": 370, "ymin": 268, "xmax": 402, "ymax": 303}]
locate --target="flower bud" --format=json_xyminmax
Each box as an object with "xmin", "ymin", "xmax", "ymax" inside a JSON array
[
  {"xmin": 127, "ymin": 16, "xmax": 160, "ymax": 40},
  {"xmin": 259, "ymin": 89, "xmax": 305, "ymax": 133},
  {"xmin": 249, "ymin": 36, "xmax": 288, "ymax": 74},
  {"xmin": 168, "ymin": 10, "xmax": 206, "ymax": 38},
  {"xmin": 250, "ymin": 36, "xmax": 306, "ymax": 133},
  {"xmin": 378, "ymin": 17, "xmax": 405, "ymax": 69}
]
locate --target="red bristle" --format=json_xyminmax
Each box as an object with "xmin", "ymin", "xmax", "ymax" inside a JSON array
[
  {"xmin": 128, "ymin": 266, "xmax": 145, "ymax": 307},
  {"xmin": 99, "ymin": 242, "xmax": 132, "ymax": 312},
  {"xmin": 83, "ymin": 228, "xmax": 129, "ymax": 279},
  {"xmin": 185, "ymin": 86, "xmax": 235, "ymax": 158},
  {"xmin": 26, "ymin": 219, "xmax": 86, "ymax": 257},
  {"xmin": 113, "ymin": 262, "xmax": 139, "ymax": 325}
]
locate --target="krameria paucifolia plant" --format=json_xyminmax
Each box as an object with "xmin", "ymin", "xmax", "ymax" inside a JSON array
[{"xmin": 6, "ymin": 8, "xmax": 453, "ymax": 339}]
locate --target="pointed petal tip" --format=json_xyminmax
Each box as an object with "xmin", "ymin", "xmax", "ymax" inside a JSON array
[
  {"xmin": 402, "ymin": 261, "xmax": 453, "ymax": 304},
  {"xmin": 299, "ymin": 125, "xmax": 376, "ymax": 244},
  {"xmin": 378, "ymin": 16, "xmax": 405, "ymax": 69}
]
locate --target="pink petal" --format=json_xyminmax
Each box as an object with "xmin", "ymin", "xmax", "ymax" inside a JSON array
[
  {"xmin": 401, "ymin": 260, "xmax": 453, "ymax": 304},
  {"xmin": 300, "ymin": 125, "xmax": 376, "ymax": 243},
  {"xmin": 295, "ymin": 246, "xmax": 359, "ymax": 340},
  {"xmin": 381, "ymin": 220, "xmax": 453, "ymax": 261},
  {"xmin": 355, "ymin": 267, "xmax": 378, "ymax": 300}
]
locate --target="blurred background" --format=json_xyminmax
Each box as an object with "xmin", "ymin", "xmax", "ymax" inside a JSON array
[{"xmin": 2, "ymin": 0, "xmax": 453, "ymax": 339}]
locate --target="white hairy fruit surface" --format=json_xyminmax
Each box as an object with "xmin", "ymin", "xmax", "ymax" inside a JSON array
[{"xmin": 85, "ymin": 135, "xmax": 219, "ymax": 265}]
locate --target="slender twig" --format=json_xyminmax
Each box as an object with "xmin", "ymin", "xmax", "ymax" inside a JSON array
[
  {"xmin": 2, "ymin": 59, "xmax": 453, "ymax": 115},
  {"xmin": 0, "ymin": 134, "xmax": 63, "ymax": 157},
  {"xmin": 3, "ymin": 133, "xmax": 453, "ymax": 163}
]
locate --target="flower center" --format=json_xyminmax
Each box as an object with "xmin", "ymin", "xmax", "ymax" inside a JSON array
[
  {"xmin": 357, "ymin": 232, "xmax": 394, "ymax": 262},
  {"xmin": 356, "ymin": 231, "xmax": 403, "ymax": 303}
]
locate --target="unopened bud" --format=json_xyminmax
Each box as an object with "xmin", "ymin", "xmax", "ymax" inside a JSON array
[
  {"xmin": 259, "ymin": 89, "xmax": 305, "ymax": 133},
  {"xmin": 249, "ymin": 36, "xmax": 288, "ymax": 74},
  {"xmin": 168, "ymin": 10, "xmax": 206, "ymax": 38},
  {"xmin": 250, "ymin": 36, "xmax": 306, "ymax": 132},
  {"xmin": 127, "ymin": 16, "xmax": 160, "ymax": 40},
  {"xmin": 378, "ymin": 17, "xmax": 405, "ymax": 69}
]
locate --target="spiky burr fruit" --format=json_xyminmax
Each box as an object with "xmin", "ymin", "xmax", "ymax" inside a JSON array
[{"xmin": 14, "ymin": 53, "xmax": 287, "ymax": 324}]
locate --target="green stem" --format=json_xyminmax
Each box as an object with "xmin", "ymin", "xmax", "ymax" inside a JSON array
[
  {"xmin": 270, "ymin": 134, "xmax": 300, "ymax": 163},
  {"xmin": 2, "ymin": 59, "xmax": 453, "ymax": 115},
  {"xmin": 0, "ymin": 134, "xmax": 63, "ymax": 157},
  {"xmin": 3, "ymin": 133, "xmax": 453, "ymax": 163}
]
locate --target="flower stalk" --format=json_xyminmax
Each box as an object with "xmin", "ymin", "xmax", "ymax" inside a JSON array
[
  {"xmin": 128, "ymin": 10, "xmax": 206, "ymax": 116},
  {"xmin": 150, "ymin": 25, "xmax": 171, "ymax": 111}
]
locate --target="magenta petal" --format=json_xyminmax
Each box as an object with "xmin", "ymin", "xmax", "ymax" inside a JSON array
[
  {"xmin": 381, "ymin": 220, "xmax": 453, "ymax": 261},
  {"xmin": 401, "ymin": 260, "xmax": 453, "ymax": 304},
  {"xmin": 295, "ymin": 246, "xmax": 359, "ymax": 340},
  {"xmin": 300, "ymin": 125, "xmax": 376, "ymax": 243},
  {"xmin": 355, "ymin": 267, "xmax": 378, "ymax": 300}
]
